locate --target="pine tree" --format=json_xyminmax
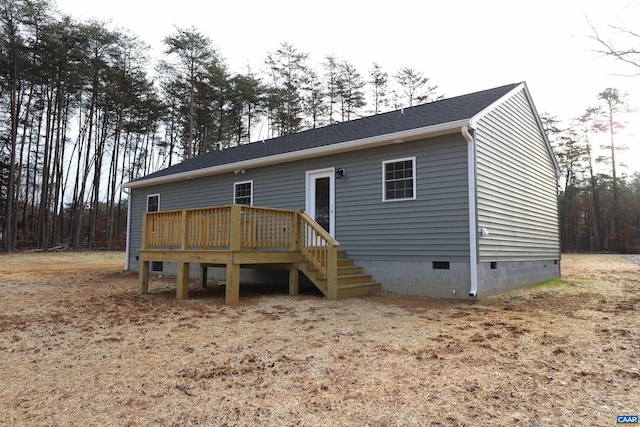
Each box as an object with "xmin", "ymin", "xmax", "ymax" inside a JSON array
[
  {"xmin": 598, "ymin": 88, "xmax": 628, "ymax": 250},
  {"xmin": 394, "ymin": 66, "xmax": 441, "ymax": 106},
  {"xmin": 162, "ymin": 27, "xmax": 218, "ymax": 158},
  {"xmin": 336, "ymin": 60, "xmax": 365, "ymax": 121},
  {"xmin": 369, "ymin": 62, "xmax": 389, "ymax": 114},
  {"xmin": 265, "ymin": 42, "xmax": 310, "ymax": 136},
  {"xmin": 323, "ymin": 54, "xmax": 340, "ymax": 124}
]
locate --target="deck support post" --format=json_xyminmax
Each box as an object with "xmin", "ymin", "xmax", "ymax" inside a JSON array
[
  {"xmin": 326, "ymin": 246, "xmax": 338, "ymax": 300},
  {"xmin": 229, "ymin": 205, "xmax": 242, "ymax": 251},
  {"xmin": 139, "ymin": 212, "xmax": 150, "ymax": 296},
  {"xmin": 289, "ymin": 263, "xmax": 299, "ymax": 295},
  {"xmin": 175, "ymin": 210, "xmax": 191, "ymax": 299},
  {"xmin": 200, "ymin": 265, "xmax": 208, "ymax": 288},
  {"xmin": 225, "ymin": 205, "xmax": 242, "ymax": 305},
  {"xmin": 177, "ymin": 262, "xmax": 189, "ymax": 299},
  {"xmin": 225, "ymin": 263, "xmax": 240, "ymax": 304},
  {"xmin": 139, "ymin": 260, "xmax": 149, "ymax": 295}
]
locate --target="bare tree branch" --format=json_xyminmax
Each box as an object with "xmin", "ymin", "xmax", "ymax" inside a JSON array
[{"xmin": 588, "ymin": 15, "xmax": 640, "ymax": 77}]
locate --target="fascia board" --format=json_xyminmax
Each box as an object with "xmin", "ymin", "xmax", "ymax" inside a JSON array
[
  {"xmin": 520, "ymin": 83, "xmax": 562, "ymax": 176},
  {"xmin": 124, "ymin": 119, "xmax": 472, "ymax": 189}
]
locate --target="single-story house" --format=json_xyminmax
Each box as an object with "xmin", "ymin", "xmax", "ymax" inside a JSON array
[{"xmin": 123, "ymin": 82, "xmax": 561, "ymax": 302}]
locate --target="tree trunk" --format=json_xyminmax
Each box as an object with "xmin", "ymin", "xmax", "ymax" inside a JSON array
[
  {"xmin": 37, "ymin": 86, "xmax": 55, "ymax": 249},
  {"xmin": 73, "ymin": 78, "xmax": 98, "ymax": 250},
  {"xmin": 4, "ymin": 8, "xmax": 19, "ymax": 252}
]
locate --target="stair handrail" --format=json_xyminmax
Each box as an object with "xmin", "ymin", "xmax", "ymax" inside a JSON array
[{"xmin": 297, "ymin": 211, "xmax": 340, "ymax": 299}]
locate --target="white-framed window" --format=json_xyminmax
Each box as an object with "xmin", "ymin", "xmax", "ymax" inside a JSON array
[
  {"xmin": 382, "ymin": 157, "xmax": 416, "ymax": 201},
  {"xmin": 147, "ymin": 194, "xmax": 160, "ymax": 212},
  {"xmin": 233, "ymin": 180, "xmax": 253, "ymax": 205}
]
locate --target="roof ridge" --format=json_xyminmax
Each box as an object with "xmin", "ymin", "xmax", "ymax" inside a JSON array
[{"xmin": 252, "ymin": 82, "xmax": 521, "ymax": 142}]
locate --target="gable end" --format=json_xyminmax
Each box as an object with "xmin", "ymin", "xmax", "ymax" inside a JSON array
[{"xmin": 475, "ymin": 87, "xmax": 560, "ymax": 262}]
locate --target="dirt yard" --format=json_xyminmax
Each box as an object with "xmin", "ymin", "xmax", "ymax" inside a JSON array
[{"xmin": 0, "ymin": 252, "xmax": 638, "ymax": 426}]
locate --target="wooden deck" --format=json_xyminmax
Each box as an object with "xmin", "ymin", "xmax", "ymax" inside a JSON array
[{"xmin": 138, "ymin": 205, "xmax": 380, "ymax": 304}]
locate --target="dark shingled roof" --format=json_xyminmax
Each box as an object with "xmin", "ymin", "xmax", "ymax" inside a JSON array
[{"xmin": 132, "ymin": 83, "xmax": 519, "ymax": 183}]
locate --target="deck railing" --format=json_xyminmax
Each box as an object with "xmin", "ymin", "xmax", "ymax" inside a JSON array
[
  {"xmin": 140, "ymin": 204, "xmax": 340, "ymax": 298},
  {"xmin": 142, "ymin": 205, "xmax": 297, "ymax": 251},
  {"xmin": 187, "ymin": 206, "xmax": 231, "ymax": 248}
]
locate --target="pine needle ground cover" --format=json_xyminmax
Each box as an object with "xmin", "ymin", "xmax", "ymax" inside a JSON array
[{"xmin": 0, "ymin": 252, "xmax": 638, "ymax": 426}]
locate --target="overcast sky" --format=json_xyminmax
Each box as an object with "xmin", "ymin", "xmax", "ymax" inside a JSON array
[{"xmin": 55, "ymin": 0, "xmax": 640, "ymax": 173}]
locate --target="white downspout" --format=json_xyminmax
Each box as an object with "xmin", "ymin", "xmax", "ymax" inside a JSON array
[
  {"xmin": 123, "ymin": 188, "xmax": 131, "ymax": 271},
  {"xmin": 462, "ymin": 126, "xmax": 478, "ymax": 297}
]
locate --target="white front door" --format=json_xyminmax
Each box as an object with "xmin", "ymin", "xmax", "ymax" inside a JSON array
[{"xmin": 305, "ymin": 168, "xmax": 335, "ymax": 237}]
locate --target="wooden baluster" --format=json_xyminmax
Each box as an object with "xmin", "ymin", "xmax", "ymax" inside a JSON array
[
  {"xmin": 166, "ymin": 214, "xmax": 169, "ymax": 245},
  {"xmin": 274, "ymin": 213, "xmax": 279, "ymax": 246},
  {"xmin": 204, "ymin": 211, "xmax": 209, "ymax": 248},
  {"xmin": 223, "ymin": 209, "xmax": 230, "ymax": 247},
  {"xmin": 248, "ymin": 208, "xmax": 252, "ymax": 247},
  {"xmin": 161, "ymin": 216, "xmax": 166, "ymax": 246},
  {"xmin": 290, "ymin": 212, "xmax": 299, "ymax": 251},
  {"xmin": 181, "ymin": 210, "xmax": 188, "ymax": 250},
  {"xmin": 190, "ymin": 211, "xmax": 196, "ymax": 247},
  {"xmin": 215, "ymin": 209, "xmax": 219, "ymax": 246},
  {"xmin": 219, "ymin": 209, "xmax": 222, "ymax": 245},
  {"xmin": 175, "ymin": 213, "xmax": 180, "ymax": 246},
  {"xmin": 263, "ymin": 211, "xmax": 267, "ymax": 246},
  {"xmin": 161, "ymin": 215, "xmax": 166, "ymax": 246}
]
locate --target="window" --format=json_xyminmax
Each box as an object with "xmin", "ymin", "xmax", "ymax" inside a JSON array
[
  {"xmin": 147, "ymin": 194, "xmax": 160, "ymax": 212},
  {"xmin": 382, "ymin": 157, "xmax": 416, "ymax": 201},
  {"xmin": 234, "ymin": 180, "xmax": 253, "ymax": 205}
]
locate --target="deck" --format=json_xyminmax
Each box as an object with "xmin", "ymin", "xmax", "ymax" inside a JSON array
[{"xmin": 138, "ymin": 205, "xmax": 380, "ymax": 304}]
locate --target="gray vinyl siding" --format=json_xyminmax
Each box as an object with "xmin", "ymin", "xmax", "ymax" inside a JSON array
[
  {"xmin": 475, "ymin": 88, "xmax": 560, "ymax": 262},
  {"xmin": 335, "ymin": 134, "xmax": 470, "ymax": 261},
  {"xmin": 128, "ymin": 133, "xmax": 470, "ymax": 265}
]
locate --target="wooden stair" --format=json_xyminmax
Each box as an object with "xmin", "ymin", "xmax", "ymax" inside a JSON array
[{"xmin": 299, "ymin": 251, "xmax": 381, "ymax": 299}]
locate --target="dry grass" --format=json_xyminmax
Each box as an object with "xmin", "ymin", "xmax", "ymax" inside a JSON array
[{"xmin": 0, "ymin": 252, "xmax": 638, "ymax": 426}]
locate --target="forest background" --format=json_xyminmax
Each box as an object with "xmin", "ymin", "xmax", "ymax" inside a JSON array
[{"xmin": 1, "ymin": 0, "xmax": 639, "ymax": 253}]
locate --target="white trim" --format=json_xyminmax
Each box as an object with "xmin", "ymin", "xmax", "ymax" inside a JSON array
[
  {"xmin": 462, "ymin": 126, "xmax": 478, "ymax": 297},
  {"xmin": 382, "ymin": 156, "xmax": 417, "ymax": 202},
  {"xmin": 124, "ymin": 189, "xmax": 131, "ymax": 271},
  {"xmin": 233, "ymin": 180, "xmax": 253, "ymax": 205},
  {"xmin": 305, "ymin": 168, "xmax": 335, "ymax": 237},
  {"xmin": 520, "ymin": 83, "xmax": 562, "ymax": 176},
  {"xmin": 469, "ymin": 83, "xmax": 525, "ymax": 127},
  {"xmin": 123, "ymin": 119, "xmax": 471, "ymax": 189},
  {"xmin": 146, "ymin": 194, "xmax": 160, "ymax": 212}
]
